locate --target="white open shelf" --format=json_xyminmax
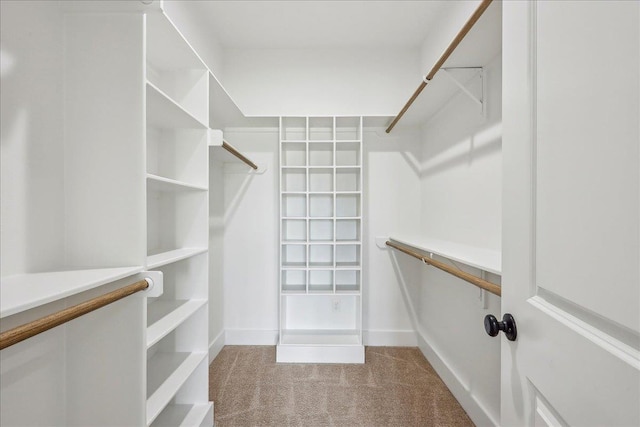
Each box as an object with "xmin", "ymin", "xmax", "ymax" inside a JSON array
[
  {"xmin": 388, "ymin": 235, "xmax": 501, "ymax": 275},
  {"xmin": 150, "ymin": 403, "xmax": 213, "ymax": 427},
  {"xmin": 146, "ymin": 351, "xmax": 208, "ymax": 425},
  {"xmin": 0, "ymin": 267, "xmax": 143, "ymax": 318},
  {"xmin": 147, "ymin": 174, "xmax": 208, "ymax": 192},
  {"xmin": 147, "ymin": 82, "xmax": 207, "ymax": 130},
  {"xmin": 146, "ymin": 248, "xmax": 208, "ymax": 270},
  {"xmin": 147, "ymin": 299, "xmax": 207, "ymax": 348}
]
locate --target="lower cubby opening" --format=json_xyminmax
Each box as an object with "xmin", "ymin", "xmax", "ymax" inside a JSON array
[
  {"xmin": 309, "ymin": 270, "xmax": 333, "ymax": 293},
  {"xmin": 147, "ymin": 189, "xmax": 207, "ymax": 258},
  {"xmin": 149, "ymin": 358, "xmax": 212, "ymax": 427},
  {"xmin": 146, "ymin": 307, "xmax": 207, "ymax": 424},
  {"xmin": 282, "ymin": 244, "xmax": 307, "ymax": 267},
  {"xmin": 281, "ymin": 269, "xmax": 306, "ymax": 293},
  {"xmin": 335, "ymin": 270, "xmax": 360, "ymax": 293}
]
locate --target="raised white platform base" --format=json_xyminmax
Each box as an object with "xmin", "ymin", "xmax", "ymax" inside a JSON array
[
  {"xmin": 276, "ymin": 330, "xmax": 364, "ymax": 363},
  {"xmin": 276, "ymin": 344, "xmax": 365, "ymax": 364}
]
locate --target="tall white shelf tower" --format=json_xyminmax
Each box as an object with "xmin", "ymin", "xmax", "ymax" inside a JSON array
[{"xmin": 277, "ymin": 117, "xmax": 365, "ymax": 364}]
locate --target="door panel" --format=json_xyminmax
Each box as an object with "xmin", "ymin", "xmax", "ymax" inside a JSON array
[
  {"xmin": 535, "ymin": 0, "xmax": 639, "ymax": 332},
  {"xmin": 502, "ymin": 2, "xmax": 640, "ymax": 426}
]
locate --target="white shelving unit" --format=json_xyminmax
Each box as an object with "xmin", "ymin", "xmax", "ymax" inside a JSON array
[
  {"xmin": 145, "ymin": 10, "xmax": 212, "ymax": 427},
  {"xmin": 277, "ymin": 117, "xmax": 365, "ymax": 364},
  {"xmin": 1, "ymin": 4, "xmax": 214, "ymax": 425}
]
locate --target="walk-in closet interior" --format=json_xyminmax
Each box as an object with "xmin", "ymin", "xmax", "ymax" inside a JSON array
[{"xmin": 1, "ymin": 1, "xmax": 638, "ymax": 426}]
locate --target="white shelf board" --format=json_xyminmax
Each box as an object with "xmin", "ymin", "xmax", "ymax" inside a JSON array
[
  {"xmin": 147, "ymin": 248, "xmax": 208, "ymax": 270},
  {"xmin": 150, "ymin": 403, "xmax": 213, "ymax": 427},
  {"xmin": 389, "ymin": 235, "xmax": 501, "ymax": 275},
  {"xmin": 0, "ymin": 266, "xmax": 143, "ymax": 318},
  {"xmin": 147, "ymin": 82, "xmax": 207, "ymax": 129},
  {"xmin": 147, "ymin": 174, "xmax": 207, "ymax": 192},
  {"xmin": 147, "ymin": 351, "xmax": 207, "ymax": 425},
  {"xmin": 147, "ymin": 299, "xmax": 207, "ymax": 348},
  {"xmin": 392, "ymin": 1, "xmax": 501, "ymax": 128}
]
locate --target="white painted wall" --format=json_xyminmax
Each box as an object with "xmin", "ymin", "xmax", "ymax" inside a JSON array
[
  {"xmin": 222, "ymin": 129, "xmax": 280, "ymax": 344},
  {"xmin": 221, "ymin": 49, "xmax": 421, "ymax": 117},
  {"xmin": 419, "ymin": 1, "xmax": 483, "ymax": 73},
  {"xmin": 220, "ymin": 127, "xmax": 421, "ymax": 345},
  {"xmin": 364, "ymin": 128, "xmax": 422, "ymax": 345},
  {"xmin": 163, "ymin": 0, "xmax": 225, "ymax": 78},
  {"xmin": 416, "ymin": 54, "xmax": 502, "ymax": 426},
  {"xmin": 0, "ymin": 0, "xmax": 65, "ymax": 276}
]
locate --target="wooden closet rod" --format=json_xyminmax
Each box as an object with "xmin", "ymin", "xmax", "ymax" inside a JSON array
[
  {"xmin": 223, "ymin": 140, "xmax": 258, "ymax": 170},
  {"xmin": 386, "ymin": 240, "xmax": 501, "ymax": 296},
  {"xmin": 0, "ymin": 279, "xmax": 149, "ymax": 351},
  {"xmin": 385, "ymin": 0, "xmax": 493, "ymax": 133}
]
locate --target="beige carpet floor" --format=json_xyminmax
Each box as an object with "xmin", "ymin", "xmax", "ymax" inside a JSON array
[{"xmin": 209, "ymin": 346, "xmax": 474, "ymax": 427}]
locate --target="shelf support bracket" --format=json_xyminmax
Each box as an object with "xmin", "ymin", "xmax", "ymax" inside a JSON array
[{"xmin": 441, "ymin": 67, "xmax": 485, "ymax": 117}]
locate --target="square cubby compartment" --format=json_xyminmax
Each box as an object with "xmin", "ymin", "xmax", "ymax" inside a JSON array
[
  {"xmin": 309, "ymin": 244, "xmax": 333, "ymax": 267},
  {"xmin": 336, "ymin": 270, "xmax": 360, "ymax": 293},
  {"xmin": 281, "ymin": 117, "xmax": 306, "ymax": 141},
  {"xmin": 336, "ymin": 168, "xmax": 361, "ymax": 192},
  {"xmin": 309, "ymin": 143, "xmax": 333, "ymax": 166},
  {"xmin": 309, "ymin": 194, "xmax": 333, "ymax": 217},
  {"xmin": 309, "ymin": 270, "xmax": 334, "ymax": 293},
  {"xmin": 336, "ymin": 117, "xmax": 361, "ymax": 141},
  {"xmin": 282, "ymin": 194, "xmax": 306, "ymax": 217},
  {"xmin": 281, "ymin": 142, "xmax": 306, "ymax": 166},
  {"xmin": 310, "ymin": 219, "xmax": 333, "ymax": 241},
  {"xmin": 282, "ymin": 219, "xmax": 306, "ymax": 242},
  {"xmin": 309, "ymin": 168, "xmax": 333, "ymax": 192},
  {"xmin": 282, "ymin": 270, "xmax": 306, "ymax": 293},
  {"xmin": 282, "ymin": 168, "xmax": 306, "ymax": 192},
  {"xmin": 309, "ymin": 117, "xmax": 333, "ymax": 141},
  {"xmin": 336, "ymin": 194, "xmax": 360, "ymax": 217},
  {"xmin": 336, "ymin": 244, "xmax": 360, "ymax": 267},
  {"xmin": 336, "ymin": 142, "xmax": 361, "ymax": 166},
  {"xmin": 282, "ymin": 244, "xmax": 306, "ymax": 267},
  {"xmin": 336, "ymin": 219, "xmax": 360, "ymax": 241}
]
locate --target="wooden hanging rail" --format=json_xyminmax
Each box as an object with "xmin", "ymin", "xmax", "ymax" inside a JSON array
[
  {"xmin": 0, "ymin": 279, "xmax": 149, "ymax": 351},
  {"xmin": 223, "ymin": 140, "xmax": 258, "ymax": 170},
  {"xmin": 386, "ymin": 240, "xmax": 501, "ymax": 296},
  {"xmin": 385, "ymin": 0, "xmax": 493, "ymax": 133}
]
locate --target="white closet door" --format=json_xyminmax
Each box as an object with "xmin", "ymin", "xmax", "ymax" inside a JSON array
[{"xmin": 502, "ymin": 2, "xmax": 639, "ymax": 426}]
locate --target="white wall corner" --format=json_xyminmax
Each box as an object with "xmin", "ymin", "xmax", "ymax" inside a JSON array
[
  {"xmin": 363, "ymin": 329, "xmax": 418, "ymax": 347},
  {"xmin": 209, "ymin": 329, "xmax": 225, "ymax": 363},
  {"xmin": 416, "ymin": 330, "xmax": 499, "ymax": 427},
  {"xmin": 224, "ymin": 329, "xmax": 279, "ymax": 345}
]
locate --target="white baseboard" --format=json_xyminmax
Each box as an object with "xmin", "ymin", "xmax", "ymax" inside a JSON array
[
  {"xmin": 363, "ymin": 329, "xmax": 418, "ymax": 346},
  {"xmin": 224, "ymin": 329, "xmax": 278, "ymax": 345},
  {"xmin": 208, "ymin": 329, "xmax": 225, "ymax": 363},
  {"xmin": 416, "ymin": 330, "xmax": 498, "ymax": 427}
]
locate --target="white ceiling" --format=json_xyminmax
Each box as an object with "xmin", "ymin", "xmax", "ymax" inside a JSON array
[{"xmin": 186, "ymin": 1, "xmax": 452, "ymax": 49}]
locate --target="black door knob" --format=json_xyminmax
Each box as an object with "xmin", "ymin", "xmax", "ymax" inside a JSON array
[{"xmin": 484, "ymin": 313, "xmax": 517, "ymax": 341}]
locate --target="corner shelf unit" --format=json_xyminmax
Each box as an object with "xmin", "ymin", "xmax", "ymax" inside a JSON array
[
  {"xmin": 277, "ymin": 117, "xmax": 365, "ymax": 364},
  {"xmin": 144, "ymin": 9, "xmax": 212, "ymax": 427}
]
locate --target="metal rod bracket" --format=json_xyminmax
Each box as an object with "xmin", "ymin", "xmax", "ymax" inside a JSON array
[{"xmin": 441, "ymin": 67, "xmax": 485, "ymax": 116}]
